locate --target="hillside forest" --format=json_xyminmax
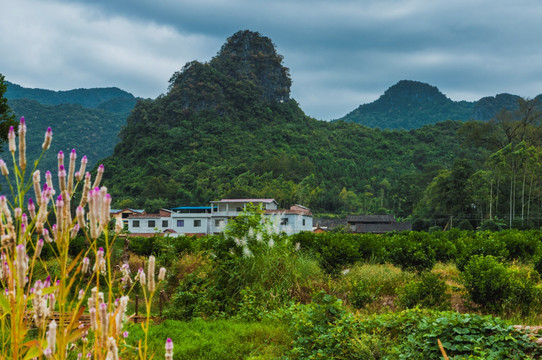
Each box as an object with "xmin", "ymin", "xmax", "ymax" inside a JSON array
[
  {"xmin": 96, "ymin": 31, "xmax": 542, "ymax": 231},
  {"xmin": 2, "ymin": 31, "xmax": 542, "ymax": 231}
]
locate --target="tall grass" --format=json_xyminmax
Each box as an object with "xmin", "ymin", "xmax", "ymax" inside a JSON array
[{"xmin": 0, "ymin": 118, "xmax": 168, "ymax": 359}]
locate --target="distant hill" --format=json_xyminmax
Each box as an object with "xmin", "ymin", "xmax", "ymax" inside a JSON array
[
  {"xmin": 1, "ymin": 82, "xmax": 139, "ymax": 181},
  {"xmin": 337, "ymin": 80, "xmax": 528, "ymax": 129},
  {"xmin": 5, "ymin": 81, "xmax": 138, "ymax": 112},
  {"xmin": 5, "ymin": 99, "xmax": 128, "ymax": 180}
]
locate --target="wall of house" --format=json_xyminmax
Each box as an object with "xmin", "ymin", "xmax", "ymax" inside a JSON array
[
  {"xmin": 275, "ymin": 214, "xmax": 313, "ymax": 235},
  {"xmin": 170, "ymin": 213, "xmax": 210, "ymax": 234},
  {"xmin": 128, "ymin": 217, "xmax": 162, "ymax": 233}
]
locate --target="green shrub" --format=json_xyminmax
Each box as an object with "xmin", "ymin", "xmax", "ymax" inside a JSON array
[
  {"xmin": 455, "ymin": 231, "xmax": 509, "ymax": 271},
  {"xmin": 480, "ymin": 219, "xmax": 503, "ymax": 231},
  {"xmin": 461, "ymin": 255, "xmax": 510, "ymax": 312},
  {"xmin": 396, "ymin": 272, "xmax": 451, "ymax": 310},
  {"xmin": 387, "ymin": 232, "xmax": 436, "ymax": 272},
  {"xmin": 534, "ymin": 254, "xmax": 542, "ymax": 275},
  {"xmin": 357, "ymin": 233, "xmax": 389, "ymax": 263},
  {"xmin": 170, "ymin": 234, "xmax": 196, "ymax": 254},
  {"xmin": 349, "ymin": 280, "xmax": 378, "ymax": 309},
  {"xmin": 128, "ymin": 235, "xmax": 160, "ymax": 256},
  {"xmin": 424, "ymin": 229, "xmax": 458, "ymax": 263},
  {"xmin": 164, "ymin": 257, "xmax": 221, "ymax": 320},
  {"xmin": 497, "ymin": 230, "xmax": 542, "ymax": 262},
  {"xmin": 290, "ymin": 232, "xmax": 362, "ymax": 273},
  {"xmin": 281, "ymin": 292, "xmax": 361, "ymax": 360},
  {"xmin": 340, "ymin": 263, "xmax": 414, "ymax": 308},
  {"xmin": 505, "ymin": 267, "xmax": 541, "ymax": 317},
  {"xmin": 457, "ymin": 219, "xmax": 474, "ymax": 230}
]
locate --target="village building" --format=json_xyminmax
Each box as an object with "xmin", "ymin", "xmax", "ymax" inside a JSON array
[
  {"xmin": 126, "ymin": 199, "xmax": 313, "ymax": 236},
  {"xmin": 346, "ymin": 214, "xmax": 412, "ymax": 233}
]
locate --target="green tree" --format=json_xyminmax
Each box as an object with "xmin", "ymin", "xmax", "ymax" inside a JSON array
[
  {"xmin": 415, "ymin": 159, "xmax": 476, "ymax": 226},
  {"xmin": 224, "ymin": 203, "xmax": 265, "ymax": 239}
]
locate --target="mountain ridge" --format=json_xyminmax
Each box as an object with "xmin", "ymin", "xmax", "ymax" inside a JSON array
[
  {"xmin": 336, "ymin": 79, "xmax": 533, "ymax": 129},
  {"xmin": 4, "ymin": 81, "xmax": 138, "ymax": 113}
]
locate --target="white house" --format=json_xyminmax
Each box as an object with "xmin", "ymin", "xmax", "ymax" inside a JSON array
[
  {"xmin": 265, "ymin": 204, "xmax": 313, "ymax": 235},
  {"xmin": 126, "ymin": 199, "xmax": 313, "ymax": 237},
  {"xmin": 170, "ymin": 206, "xmax": 213, "ymax": 235}
]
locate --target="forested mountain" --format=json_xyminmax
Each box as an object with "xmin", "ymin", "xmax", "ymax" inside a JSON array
[
  {"xmin": 1, "ymin": 82, "xmax": 138, "ymax": 177},
  {"xmin": 337, "ymin": 80, "xmax": 535, "ymax": 129},
  {"xmin": 6, "ymin": 99, "xmax": 128, "ymax": 176},
  {"xmin": 99, "ymin": 30, "xmax": 488, "ymax": 217}
]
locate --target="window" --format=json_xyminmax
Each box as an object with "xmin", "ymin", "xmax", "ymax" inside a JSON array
[
  {"xmin": 133, "ymin": 220, "xmax": 140, "ymax": 227},
  {"xmin": 194, "ymin": 220, "xmax": 201, "ymax": 227},
  {"xmin": 177, "ymin": 219, "xmax": 184, "ymax": 227},
  {"xmin": 280, "ymin": 218, "xmax": 289, "ymax": 225},
  {"xmin": 162, "ymin": 220, "xmax": 168, "ymax": 228},
  {"xmin": 236, "ymin": 207, "xmax": 242, "ymax": 212},
  {"xmin": 148, "ymin": 220, "xmax": 155, "ymax": 227},
  {"xmin": 215, "ymin": 219, "xmax": 224, "ymax": 227},
  {"xmin": 302, "ymin": 219, "xmax": 306, "ymax": 226}
]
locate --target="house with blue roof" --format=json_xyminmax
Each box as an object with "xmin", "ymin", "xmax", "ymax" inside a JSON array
[{"xmin": 126, "ymin": 199, "xmax": 313, "ymax": 236}]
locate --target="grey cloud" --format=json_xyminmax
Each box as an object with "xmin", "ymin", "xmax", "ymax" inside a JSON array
[{"xmin": 5, "ymin": 0, "xmax": 542, "ymax": 119}]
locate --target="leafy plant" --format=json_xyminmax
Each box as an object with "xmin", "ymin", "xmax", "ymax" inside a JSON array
[
  {"xmin": 360, "ymin": 309, "xmax": 542, "ymax": 359},
  {"xmin": 387, "ymin": 232, "xmax": 437, "ymax": 272},
  {"xmin": 281, "ymin": 292, "xmax": 360, "ymax": 360},
  {"xmin": 461, "ymin": 255, "xmax": 510, "ymax": 312}
]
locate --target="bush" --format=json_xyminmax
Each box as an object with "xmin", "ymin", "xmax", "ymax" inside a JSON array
[
  {"xmin": 534, "ymin": 254, "xmax": 542, "ymax": 275},
  {"xmin": 290, "ymin": 232, "xmax": 361, "ymax": 273},
  {"xmin": 387, "ymin": 232, "xmax": 436, "ymax": 273},
  {"xmin": 164, "ymin": 255, "xmax": 221, "ymax": 319},
  {"xmin": 461, "ymin": 255, "xmax": 510, "ymax": 312},
  {"xmin": 340, "ymin": 263, "xmax": 414, "ymax": 309},
  {"xmin": 480, "ymin": 219, "xmax": 502, "ymax": 231},
  {"xmin": 396, "ymin": 272, "xmax": 451, "ymax": 310},
  {"xmin": 505, "ymin": 266, "xmax": 541, "ymax": 317},
  {"xmin": 282, "ymin": 292, "xmax": 361, "ymax": 359},
  {"xmin": 128, "ymin": 235, "xmax": 161, "ymax": 256},
  {"xmin": 497, "ymin": 230, "xmax": 542, "ymax": 262},
  {"xmin": 455, "ymin": 231, "xmax": 509, "ymax": 271},
  {"xmin": 456, "ymin": 219, "xmax": 474, "ymax": 230}
]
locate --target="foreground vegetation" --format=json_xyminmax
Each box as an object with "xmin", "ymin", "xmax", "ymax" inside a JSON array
[
  {"xmin": 112, "ymin": 217, "xmax": 542, "ymax": 359},
  {"xmin": 4, "ymin": 115, "xmax": 542, "ymax": 357}
]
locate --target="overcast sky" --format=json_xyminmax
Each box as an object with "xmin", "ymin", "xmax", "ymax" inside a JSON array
[{"xmin": 2, "ymin": 0, "xmax": 542, "ymax": 120}]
